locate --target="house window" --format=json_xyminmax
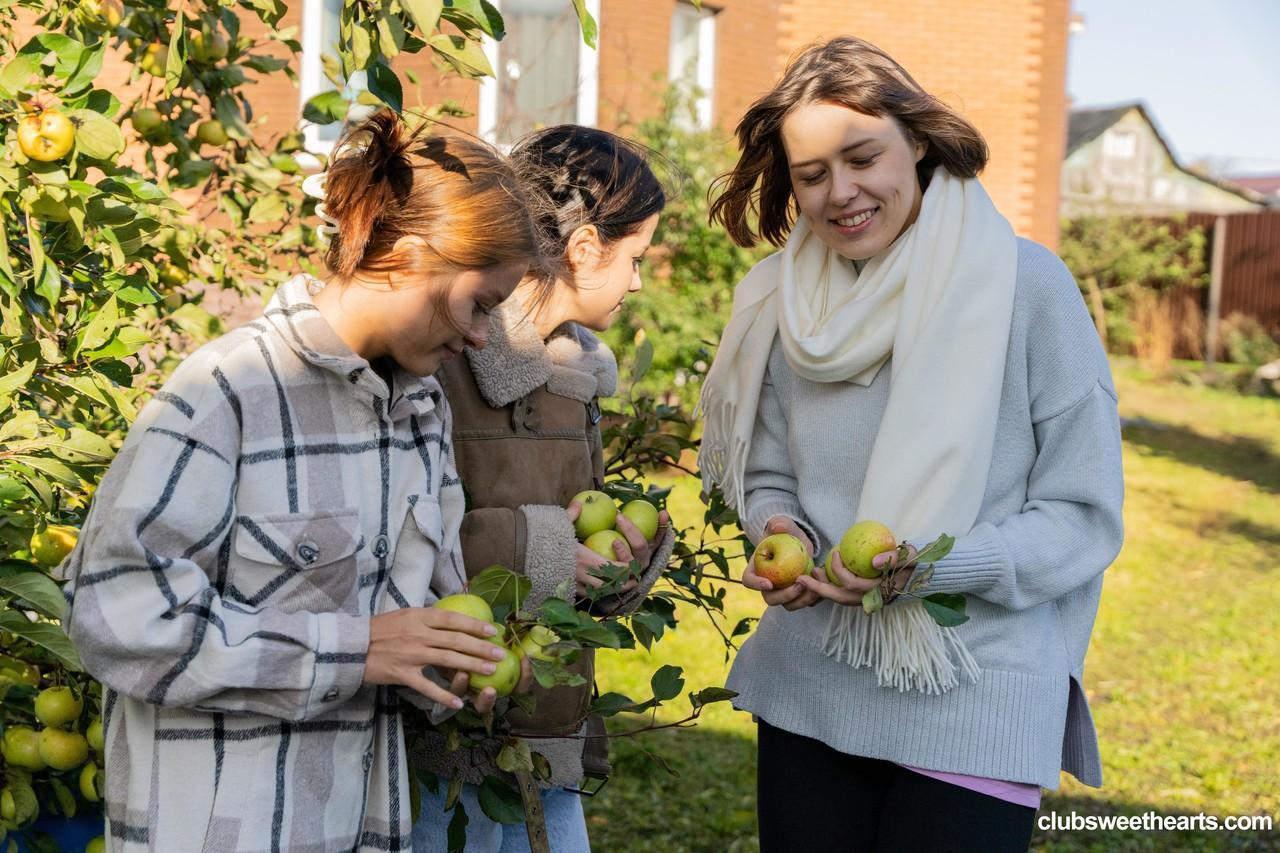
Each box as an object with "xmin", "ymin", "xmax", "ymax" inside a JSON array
[
  {"xmin": 299, "ymin": 0, "xmax": 370, "ymax": 154},
  {"xmin": 478, "ymin": 0, "xmax": 601, "ymax": 146},
  {"xmin": 1103, "ymin": 130, "xmax": 1137, "ymax": 160},
  {"xmin": 669, "ymin": 1, "xmax": 716, "ymax": 129}
]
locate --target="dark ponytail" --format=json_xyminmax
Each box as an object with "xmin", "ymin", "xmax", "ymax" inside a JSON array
[
  {"xmin": 508, "ymin": 125, "xmax": 666, "ymax": 286},
  {"xmin": 320, "ymin": 108, "xmax": 540, "ymax": 283}
]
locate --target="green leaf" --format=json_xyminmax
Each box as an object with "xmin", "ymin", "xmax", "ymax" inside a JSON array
[
  {"xmin": 631, "ymin": 336, "xmax": 654, "ymax": 383},
  {"xmin": 242, "ymin": 54, "xmax": 290, "ymax": 74},
  {"xmin": 445, "ymin": 800, "xmax": 468, "ymax": 853},
  {"xmin": 477, "ymin": 777, "xmax": 523, "ymax": 825},
  {"xmin": 165, "ymin": 21, "xmax": 187, "ymax": 96},
  {"xmin": 442, "ymin": 0, "xmax": 505, "ymax": 39},
  {"xmin": 24, "ymin": 34, "xmax": 85, "ymax": 79},
  {"xmin": 11, "ymin": 456, "xmax": 78, "ymax": 486},
  {"xmin": 0, "ymin": 573, "xmax": 66, "ymax": 622},
  {"xmin": 49, "ymin": 777, "xmax": 75, "ymax": 818},
  {"xmin": 469, "ymin": 564, "xmax": 531, "ymax": 619},
  {"xmin": 921, "ymin": 593, "xmax": 969, "ymax": 628},
  {"xmin": 0, "ymin": 477, "xmax": 30, "ymax": 502},
  {"xmin": 403, "ymin": 0, "xmax": 444, "ymax": 33},
  {"xmin": 589, "ymin": 691, "xmax": 635, "ymax": 716},
  {"xmin": 861, "ymin": 585, "xmax": 883, "ymax": 615},
  {"xmin": 247, "ymin": 193, "xmax": 287, "ymax": 224},
  {"xmin": 427, "ymin": 34, "xmax": 494, "ymax": 78},
  {"xmin": 913, "ymin": 533, "xmax": 955, "ymax": 567},
  {"xmin": 495, "ymin": 740, "xmax": 534, "ymax": 774},
  {"xmin": 570, "ymin": 0, "xmax": 598, "ymax": 49},
  {"xmin": 0, "ymin": 53, "xmax": 40, "ymax": 97},
  {"xmin": 0, "ymin": 361, "xmax": 36, "ymax": 408},
  {"xmin": 74, "ymin": 294, "xmax": 119, "ymax": 356},
  {"xmin": 367, "ymin": 61, "xmax": 403, "ymax": 113},
  {"xmin": 114, "ymin": 285, "xmax": 160, "ymax": 305},
  {"xmin": 690, "ymin": 686, "xmax": 737, "ymax": 708},
  {"xmin": 0, "ymin": 612, "xmax": 82, "ymax": 671},
  {"xmin": 302, "ymin": 90, "xmax": 348, "ymax": 125},
  {"xmin": 65, "ymin": 39, "xmax": 105, "ymax": 93},
  {"xmin": 650, "ymin": 664, "xmax": 684, "ymax": 701}
]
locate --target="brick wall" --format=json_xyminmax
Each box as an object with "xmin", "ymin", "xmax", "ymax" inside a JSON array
[{"xmin": 778, "ymin": 0, "xmax": 1070, "ymax": 247}]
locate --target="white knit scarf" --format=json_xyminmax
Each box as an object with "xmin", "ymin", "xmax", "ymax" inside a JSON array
[{"xmin": 699, "ymin": 168, "xmax": 1018, "ymax": 693}]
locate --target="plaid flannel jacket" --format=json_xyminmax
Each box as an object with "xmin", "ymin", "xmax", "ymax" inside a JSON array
[{"xmin": 62, "ymin": 275, "xmax": 466, "ymax": 852}]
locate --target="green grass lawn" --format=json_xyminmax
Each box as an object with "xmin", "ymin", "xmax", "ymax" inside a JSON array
[{"xmin": 581, "ymin": 357, "xmax": 1280, "ymax": 852}]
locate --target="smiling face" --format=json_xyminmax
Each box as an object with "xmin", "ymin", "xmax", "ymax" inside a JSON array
[
  {"xmin": 560, "ymin": 213, "xmax": 660, "ymax": 332},
  {"xmin": 780, "ymin": 101, "xmax": 927, "ymax": 261}
]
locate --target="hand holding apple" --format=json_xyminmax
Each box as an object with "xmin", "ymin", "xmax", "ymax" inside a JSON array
[{"xmin": 741, "ymin": 516, "xmax": 823, "ymax": 612}]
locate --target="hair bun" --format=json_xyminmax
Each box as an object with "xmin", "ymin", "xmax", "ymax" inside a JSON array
[{"xmin": 324, "ymin": 109, "xmax": 419, "ymax": 278}]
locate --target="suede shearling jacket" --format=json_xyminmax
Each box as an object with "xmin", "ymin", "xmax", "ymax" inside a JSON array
[{"xmin": 411, "ymin": 299, "xmax": 675, "ymax": 790}]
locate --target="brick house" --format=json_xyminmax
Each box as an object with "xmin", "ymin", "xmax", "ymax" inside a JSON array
[{"xmin": 60, "ymin": 1, "xmax": 1074, "ymax": 248}]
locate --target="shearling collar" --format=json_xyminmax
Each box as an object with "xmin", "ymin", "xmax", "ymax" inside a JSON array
[{"xmin": 466, "ymin": 300, "xmax": 618, "ymax": 408}]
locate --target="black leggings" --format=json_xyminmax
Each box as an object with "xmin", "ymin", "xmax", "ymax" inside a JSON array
[{"xmin": 757, "ymin": 719, "xmax": 1037, "ymax": 852}]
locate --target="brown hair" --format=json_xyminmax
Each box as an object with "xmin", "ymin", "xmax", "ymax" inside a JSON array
[
  {"xmin": 507, "ymin": 125, "xmax": 665, "ymax": 298},
  {"xmin": 709, "ymin": 36, "xmax": 989, "ymax": 248},
  {"xmin": 322, "ymin": 109, "xmax": 540, "ymax": 283}
]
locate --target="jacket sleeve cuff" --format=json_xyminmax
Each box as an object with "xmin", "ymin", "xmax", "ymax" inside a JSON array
[
  {"xmin": 744, "ymin": 491, "xmax": 821, "ymax": 554},
  {"xmin": 518, "ymin": 504, "xmax": 579, "ymax": 607},
  {"xmin": 305, "ymin": 611, "xmax": 370, "ymax": 716},
  {"xmin": 598, "ymin": 523, "xmax": 675, "ymax": 614},
  {"xmin": 912, "ymin": 524, "xmax": 1008, "ymax": 596}
]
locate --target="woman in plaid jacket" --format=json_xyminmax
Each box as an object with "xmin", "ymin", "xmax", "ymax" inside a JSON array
[{"xmin": 61, "ymin": 112, "xmax": 541, "ymax": 852}]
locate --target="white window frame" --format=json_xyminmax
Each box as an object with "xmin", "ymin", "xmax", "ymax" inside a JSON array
[
  {"xmin": 477, "ymin": 0, "xmax": 601, "ymax": 146},
  {"xmin": 668, "ymin": 0, "xmax": 716, "ymax": 130}
]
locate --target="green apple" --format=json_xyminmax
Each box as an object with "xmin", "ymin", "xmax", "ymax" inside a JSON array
[
  {"xmin": 87, "ymin": 717, "xmax": 104, "ymax": 752},
  {"xmin": 620, "ymin": 499, "xmax": 659, "ymax": 541},
  {"xmin": 34, "ymin": 686, "xmax": 83, "ymax": 727},
  {"xmin": 140, "ymin": 42, "xmax": 167, "ymax": 77},
  {"xmin": 485, "ymin": 620, "xmax": 508, "ymax": 645},
  {"xmin": 753, "ymin": 533, "xmax": 812, "ymax": 589},
  {"xmin": 570, "ymin": 490, "xmax": 616, "ymax": 540},
  {"xmin": 80, "ymin": 762, "xmax": 103, "ymax": 802},
  {"xmin": 837, "ymin": 520, "xmax": 898, "ymax": 579},
  {"xmin": 86, "ymin": 838, "xmax": 106, "ymax": 853},
  {"xmin": 190, "ymin": 30, "xmax": 229, "ymax": 63},
  {"xmin": 2, "ymin": 726, "xmax": 44, "ymax": 770},
  {"xmin": 432, "ymin": 593, "xmax": 493, "ymax": 624},
  {"xmin": 518, "ymin": 625, "xmax": 558, "ymax": 662},
  {"xmin": 195, "ymin": 119, "xmax": 228, "ymax": 147},
  {"xmin": 38, "ymin": 727, "xmax": 89, "ymax": 771},
  {"xmin": 469, "ymin": 645, "xmax": 520, "ymax": 697},
  {"xmin": 823, "ymin": 550, "xmax": 838, "ymax": 584},
  {"xmin": 584, "ymin": 529, "xmax": 627, "ymax": 561}
]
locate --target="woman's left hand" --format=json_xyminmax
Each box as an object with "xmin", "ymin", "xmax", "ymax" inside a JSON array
[{"xmin": 794, "ymin": 545, "xmax": 918, "ymax": 606}]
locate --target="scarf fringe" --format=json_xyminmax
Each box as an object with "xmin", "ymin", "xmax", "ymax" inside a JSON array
[
  {"xmin": 821, "ymin": 599, "xmax": 981, "ymax": 695},
  {"xmin": 696, "ymin": 391, "xmax": 747, "ymax": 514}
]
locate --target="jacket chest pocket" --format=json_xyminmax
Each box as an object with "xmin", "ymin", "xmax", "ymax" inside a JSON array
[{"xmin": 228, "ymin": 508, "xmax": 363, "ymax": 613}]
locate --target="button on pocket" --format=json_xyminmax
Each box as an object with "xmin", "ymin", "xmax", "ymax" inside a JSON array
[{"xmin": 231, "ymin": 509, "xmax": 362, "ymax": 612}]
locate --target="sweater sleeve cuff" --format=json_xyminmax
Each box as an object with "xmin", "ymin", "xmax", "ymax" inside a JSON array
[
  {"xmin": 518, "ymin": 504, "xmax": 578, "ymax": 606},
  {"xmin": 744, "ymin": 492, "xmax": 821, "ymax": 554},
  {"xmin": 916, "ymin": 524, "xmax": 1009, "ymax": 596},
  {"xmin": 305, "ymin": 611, "xmax": 370, "ymax": 716}
]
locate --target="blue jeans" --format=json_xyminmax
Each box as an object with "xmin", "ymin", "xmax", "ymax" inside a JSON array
[{"xmin": 413, "ymin": 780, "xmax": 591, "ymax": 853}]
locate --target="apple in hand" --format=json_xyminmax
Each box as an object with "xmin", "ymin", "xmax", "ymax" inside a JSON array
[
  {"xmin": 837, "ymin": 521, "xmax": 898, "ymax": 579},
  {"xmin": 584, "ymin": 529, "xmax": 627, "ymax": 561},
  {"xmin": 432, "ymin": 593, "xmax": 493, "ymax": 623},
  {"xmin": 620, "ymin": 500, "xmax": 660, "ymax": 541},
  {"xmin": 753, "ymin": 533, "xmax": 813, "ymax": 589},
  {"xmin": 470, "ymin": 645, "xmax": 520, "ymax": 697},
  {"xmin": 570, "ymin": 490, "xmax": 617, "ymax": 540}
]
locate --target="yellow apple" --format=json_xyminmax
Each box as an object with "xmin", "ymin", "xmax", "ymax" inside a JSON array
[
  {"xmin": 753, "ymin": 533, "xmax": 812, "ymax": 589},
  {"xmin": 432, "ymin": 593, "xmax": 493, "ymax": 624},
  {"xmin": 34, "ymin": 686, "xmax": 83, "ymax": 727},
  {"xmin": 17, "ymin": 109, "xmax": 75, "ymax": 162},
  {"xmin": 38, "ymin": 727, "xmax": 90, "ymax": 771},
  {"xmin": 30, "ymin": 524, "xmax": 78, "ymax": 567},
  {"xmin": 584, "ymin": 529, "xmax": 626, "ymax": 561},
  {"xmin": 836, "ymin": 520, "xmax": 898, "ymax": 579}
]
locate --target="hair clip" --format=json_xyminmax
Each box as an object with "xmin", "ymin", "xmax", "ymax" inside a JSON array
[{"xmin": 301, "ymin": 172, "xmax": 339, "ymax": 242}]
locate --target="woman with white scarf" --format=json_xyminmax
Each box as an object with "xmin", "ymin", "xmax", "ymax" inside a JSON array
[{"xmin": 701, "ymin": 37, "xmax": 1124, "ymax": 851}]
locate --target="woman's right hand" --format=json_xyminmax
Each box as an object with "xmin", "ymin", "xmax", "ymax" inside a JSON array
[
  {"xmin": 742, "ymin": 516, "xmax": 821, "ymax": 611},
  {"xmin": 364, "ymin": 608, "xmax": 511, "ymax": 710}
]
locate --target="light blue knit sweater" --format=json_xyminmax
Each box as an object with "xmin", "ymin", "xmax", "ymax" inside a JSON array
[{"xmin": 726, "ymin": 238, "xmax": 1124, "ymax": 790}]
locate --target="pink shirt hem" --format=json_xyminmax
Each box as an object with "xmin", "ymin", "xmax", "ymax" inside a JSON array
[{"xmin": 897, "ymin": 764, "xmax": 1042, "ymax": 809}]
